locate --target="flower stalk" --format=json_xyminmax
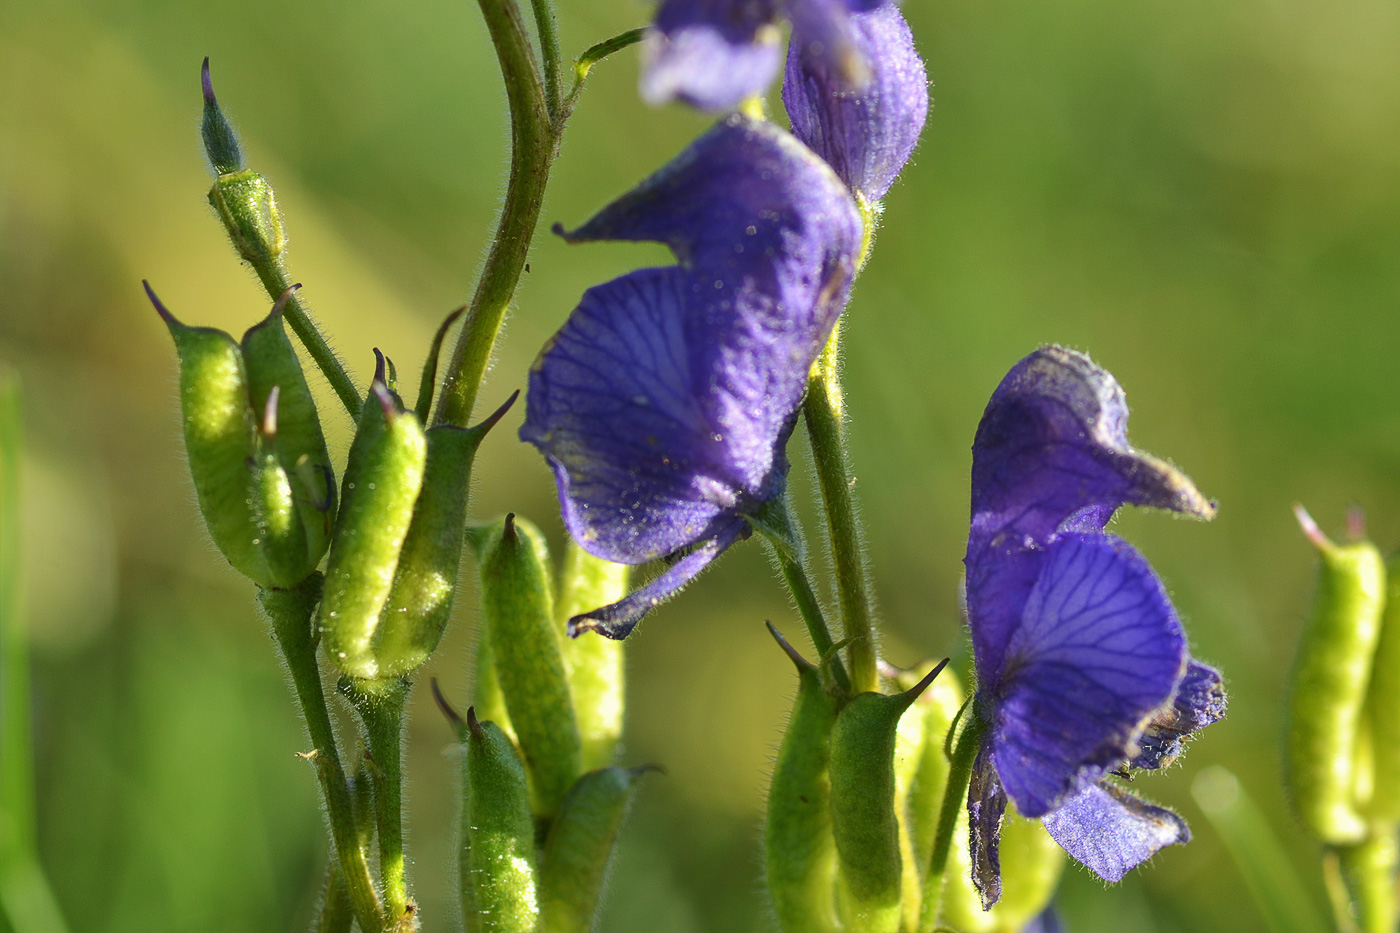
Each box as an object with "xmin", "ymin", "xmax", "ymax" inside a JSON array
[{"xmin": 260, "ymin": 579, "xmax": 385, "ymax": 933}]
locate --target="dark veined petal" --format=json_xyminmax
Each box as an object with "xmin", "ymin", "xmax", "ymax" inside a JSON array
[
  {"xmin": 968, "ymin": 745, "xmax": 1009, "ymax": 910},
  {"xmin": 569, "ymin": 522, "xmax": 747, "ymax": 640},
  {"xmin": 556, "ymin": 114, "xmax": 864, "ymax": 315},
  {"xmin": 969, "ymin": 346, "xmax": 1215, "ymax": 561},
  {"xmin": 523, "ymin": 267, "xmax": 778, "ymax": 563},
  {"xmin": 783, "ymin": 2, "xmax": 928, "ymax": 201},
  {"xmin": 986, "ymin": 533, "xmax": 1187, "ymax": 818},
  {"xmin": 641, "ymin": 0, "xmax": 783, "ymax": 110},
  {"xmin": 1040, "ymin": 782, "xmax": 1189, "ymax": 882},
  {"xmin": 1129, "ymin": 659, "xmax": 1227, "ymax": 771}
]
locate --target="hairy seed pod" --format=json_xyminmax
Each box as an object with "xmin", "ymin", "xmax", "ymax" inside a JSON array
[
  {"xmin": 539, "ymin": 765, "xmax": 650, "ymax": 932},
  {"xmin": 478, "ymin": 514, "xmax": 582, "ymax": 817},
  {"xmin": 1286, "ymin": 505, "xmax": 1386, "ymax": 845},
  {"xmin": 462, "ymin": 709, "xmax": 540, "ymax": 933},
  {"xmin": 1364, "ymin": 557, "xmax": 1400, "ymax": 821},
  {"xmin": 240, "ymin": 295, "xmax": 336, "ymax": 574},
  {"xmin": 319, "ymin": 380, "xmax": 426, "ymax": 679},
  {"xmin": 828, "ymin": 662, "xmax": 947, "ymax": 933},
  {"xmin": 151, "ymin": 285, "xmax": 267, "ymax": 584},
  {"xmin": 557, "ymin": 541, "xmax": 629, "ymax": 771},
  {"xmin": 765, "ymin": 625, "xmax": 840, "ymax": 933}
]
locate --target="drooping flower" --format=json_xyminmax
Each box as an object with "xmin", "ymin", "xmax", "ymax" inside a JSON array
[
  {"xmin": 640, "ymin": 0, "xmax": 892, "ymax": 112},
  {"xmin": 963, "ymin": 346, "xmax": 1225, "ymax": 908},
  {"xmin": 520, "ymin": 114, "xmax": 863, "ymax": 639},
  {"xmin": 783, "ymin": 1, "xmax": 928, "ymax": 203}
]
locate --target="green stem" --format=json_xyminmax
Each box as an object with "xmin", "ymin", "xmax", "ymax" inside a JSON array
[
  {"xmin": 434, "ymin": 0, "xmax": 554, "ymax": 429},
  {"xmin": 923, "ymin": 706, "xmax": 985, "ymax": 929},
  {"xmin": 345, "ymin": 678, "xmax": 414, "ymax": 930},
  {"xmin": 563, "ymin": 28, "xmax": 646, "ymax": 116},
  {"xmin": 770, "ymin": 541, "xmax": 851, "ymax": 696},
  {"xmin": 261, "ymin": 580, "xmax": 385, "ymax": 933},
  {"xmin": 804, "ymin": 326, "xmax": 879, "ymax": 694},
  {"xmin": 527, "ymin": 0, "xmax": 562, "ymax": 122},
  {"xmin": 251, "ymin": 265, "xmax": 361, "ymax": 418},
  {"xmin": 314, "ymin": 867, "xmax": 354, "ymax": 933},
  {"xmin": 1337, "ymin": 831, "xmax": 1398, "ymax": 933}
]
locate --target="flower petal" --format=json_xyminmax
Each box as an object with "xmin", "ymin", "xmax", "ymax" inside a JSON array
[
  {"xmin": 556, "ymin": 114, "xmax": 864, "ymax": 314},
  {"xmin": 641, "ymin": 0, "xmax": 783, "ymax": 110},
  {"xmin": 567, "ymin": 522, "xmax": 747, "ymax": 639},
  {"xmin": 522, "ymin": 266, "xmax": 791, "ymax": 563},
  {"xmin": 1129, "ymin": 659, "xmax": 1227, "ymax": 771},
  {"xmin": 783, "ymin": 2, "xmax": 929, "ymax": 201},
  {"xmin": 986, "ymin": 533, "xmax": 1187, "ymax": 817},
  {"xmin": 969, "ymin": 346, "xmax": 1214, "ymax": 561},
  {"xmin": 1041, "ymin": 782, "xmax": 1189, "ymax": 882}
]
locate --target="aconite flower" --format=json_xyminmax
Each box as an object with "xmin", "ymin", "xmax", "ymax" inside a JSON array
[
  {"xmin": 521, "ymin": 115, "xmax": 862, "ymax": 639},
  {"xmin": 962, "ymin": 346, "xmax": 1225, "ymax": 907}
]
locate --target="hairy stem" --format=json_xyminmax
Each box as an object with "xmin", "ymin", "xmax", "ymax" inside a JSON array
[
  {"xmin": 434, "ymin": 0, "xmax": 554, "ymax": 429},
  {"xmin": 804, "ymin": 325, "xmax": 879, "ymax": 694},
  {"xmin": 923, "ymin": 707, "xmax": 985, "ymax": 928},
  {"xmin": 262, "ymin": 580, "xmax": 385, "ymax": 933},
  {"xmin": 345, "ymin": 679, "xmax": 414, "ymax": 930},
  {"xmin": 250, "ymin": 264, "xmax": 361, "ymax": 417}
]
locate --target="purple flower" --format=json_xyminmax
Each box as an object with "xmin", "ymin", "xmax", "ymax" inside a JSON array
[
  {"xmin": 521, "ymin": 115, "xmax": 863, "ymax": 639},
  {"xmin": 963, "ymin": 346, "xmax": 1224, "ymax": 908},
  {"xmin": 640, "ymin": 0, "xmax": 889, "ymax": 112},
  {"xmin": 783, "ymin": 2, "xmax": 928, "ymax": 202}
]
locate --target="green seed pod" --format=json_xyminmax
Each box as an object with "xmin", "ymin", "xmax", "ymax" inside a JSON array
[
  {"xmin": 242, "ymin": 294, "xmax": 336, "ymax": 585},
  {"xmin": 319, "ymin": 374, "xmax": 427, "ymax": 680},
  {"xmin": 557, "ymin": 541, "xmax": 629, "ymax": 771},
  {"xmin": 1286, "ymin": 505, "xmax": 1386, "ymax": 845},
  {"xmin": 539, "ymin": 765, "xmax": 651, "ymax": 932},
  {"xmin": 148, "ymin": 282, "xmax": 268, "ymax": 584},
  {"xmin": 764, "ymin": 624, "xmax": 840, "ymax": 933},
  {"xmin": 894, "ymin": 663, "xmax": 965, "ymax": 933},
  {"xmin": 209, "ymin": 170, "xmax": 286, "ymax": 272},
  {"xmin": 478, "ymin": 514, "xmax": 582, "ymax": 817},
  {"xmin": 828, "ymin": 661, "xmax": 948, "ymax": 933},
  {"xmin": 462, "ymin": 707, "xmax": 540, "ymax": 933},
  {"xmin": 1364, "ymin": 557, "xmax": 1400, "ymax": 821}
]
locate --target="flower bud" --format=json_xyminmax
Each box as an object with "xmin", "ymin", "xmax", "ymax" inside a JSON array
[
  {"xmin": 765, "ymin": 624, "xmax": 840, "ymax": 933},
  {"xmin": 459, "ymin": 706, "xmax": 540, "ymax": 933},
  {"xmin": 200, "ymin": 58, "xmax": 244, "ymax": 176},
  {"xmin": 1286, "ymin": 505, "xmax": 1386, "ymax": 845},
  {"xmin": 828, "ymin": 661, "xmax": 947, "ymax": 933},
  {"xmin": 477, "ymin": 514, "xmax": 582, "ymax": 818},
  {"xmin": 539, "ymin": 765, "xmax": 653, "ymax": 932},
  {"xmin": 557, "ymin": 541, "xmax": 629, "ymax": 771},
  {"xmin": 319, "ymin": 371, "xmax": 427, "ymax": 679},
  {"xmin": 1364, "ymin": 557, "xmax": 1400, "ymax": 822}
]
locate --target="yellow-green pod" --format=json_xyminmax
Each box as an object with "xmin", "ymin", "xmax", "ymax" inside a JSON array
[
  {"xmin": 249, "ymin": 430, "xmax": 308, "ymax": 588},
  {"xmin": 241, "ymin": 295, "xmax": 335, "ymax": 580},
  {"xmin": 368, "ymin": 425, "xmax": 477, "ymax": 677},
  {"xmin": 478, "ymin": 514, "xmax": 582, "ymax": 818},
  {"xmin": 829, "ymin": 662, "xmax": 947, "ymax": 933},
  {"xmin": 765, "ymin": 625, "xmax": 840, "ymax": 933},
  {"xmin": 148, "ymin": 283, "xmax": 267, "ymax": 584},
  {"xmin": 942, "ymin": 806, "xmax": 1063, "ymax": 933},
  {"xmin": 209, "ymin": 169, "xmax": 286, "ymax": 271},
  {"xmin": 1364, "ymin": 557, "xmax": 1400, "ymax": 821},
  {"xmin": 461, "ymin": 708, "xmax": 540, "ymax": 933},
  {"xmin": 557, "ymin": 540, "xmax": 629, "ymax": 771},
  {"xmin": 319, "ymin": 379, "xmax": 427, "ymax": 680},
  {"xmin": 539, "ymin": 765, "xmax": 650, "ymax": 933},
  {"xmin": 1286, "ymin": 505, "xmax": 1386, "ymax": 845}
]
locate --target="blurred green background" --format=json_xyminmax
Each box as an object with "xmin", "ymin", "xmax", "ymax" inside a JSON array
[{"xmin": 3, "ymin": 0, "xmax": 1399, "ymax": 929}]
